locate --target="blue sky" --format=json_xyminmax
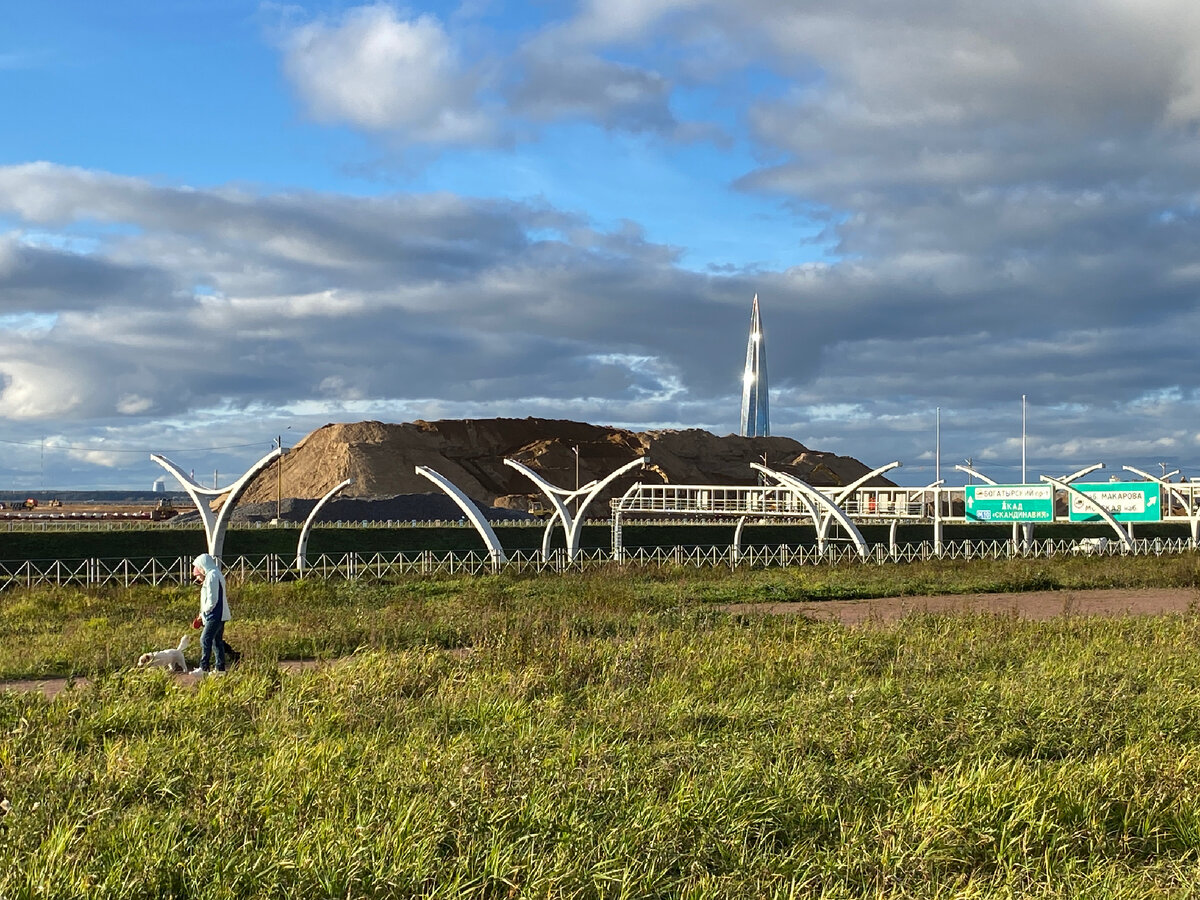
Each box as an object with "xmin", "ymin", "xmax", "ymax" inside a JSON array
[{"xmin": 2, "ymin": 1, "xmax": 1200, "ymax": 489}]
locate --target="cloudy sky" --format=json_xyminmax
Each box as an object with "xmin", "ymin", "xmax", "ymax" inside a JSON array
[{"xmin": 2, "ymin": 0, "xmax": 1200, "ymax": 490}]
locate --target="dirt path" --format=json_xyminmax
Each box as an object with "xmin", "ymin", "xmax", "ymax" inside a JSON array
[
  {"xmin": 1, "ymin": 659, "xmax": 324, "ymax": 700},
  {"xmin": 5, "ymin": 588, "xmax": 1198, "ymax": 699},
  {"xmin": 723, "ymin": 586, "xmax": 1200, "ymax": 624}
]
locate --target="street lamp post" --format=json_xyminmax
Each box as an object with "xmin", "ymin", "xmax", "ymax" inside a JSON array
[{"xmin": 1021, "ymin": 394, "xmax": 1027, "ymax": 484}]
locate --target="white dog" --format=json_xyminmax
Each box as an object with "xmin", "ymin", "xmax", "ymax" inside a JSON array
[{"xmin": 137, "ymin": 635, "xmax": 191, "ymax": 672}]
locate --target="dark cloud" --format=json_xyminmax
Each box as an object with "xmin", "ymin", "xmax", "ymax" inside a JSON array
[
  {"xmin": 7, "ymin": 2, "xmax": 1200, "ymax": 487},
  {"xmin": 0, "ymin": 237, "xmax": 174, "ymax": 312},
  {"xmin": 507, "ymin": 51, "xmax": 680, "ymax": 134}
]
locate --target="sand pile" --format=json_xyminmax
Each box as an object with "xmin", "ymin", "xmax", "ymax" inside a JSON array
[{"xmin": 232, "ymin": 418, "xmax": 892, "ymax": 515}]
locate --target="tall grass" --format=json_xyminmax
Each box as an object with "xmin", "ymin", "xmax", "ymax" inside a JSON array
[
  {"xmin": 5, "ymin": 608, "xmax": 1200, "ymax": 896},
  {"xmin": 4, "ymin": 558, "xmax": 1200, "ymax": 896},
  {"xmin": 2, "ymin": 554, "xmax": 1200, "ymax": 680}
]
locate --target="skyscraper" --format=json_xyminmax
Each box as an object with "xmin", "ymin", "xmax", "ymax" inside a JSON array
[{"xmin": 740, "ymin": 294, "xmax": 770, "ymax": 437}]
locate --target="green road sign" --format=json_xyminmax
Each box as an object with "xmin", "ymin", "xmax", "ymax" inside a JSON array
[
  {"xmin": 965, "ymin": 484, "xmax": 1055, "ymax": 523},
  {"xmin": 1067, "ymin": 482, "xmax": 1161, "ymax": 523}
]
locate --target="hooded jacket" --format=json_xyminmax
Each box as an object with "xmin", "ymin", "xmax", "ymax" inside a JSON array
[{"xmin": 193, "ymin": 553, "xmax": 231, "ymax": 623}]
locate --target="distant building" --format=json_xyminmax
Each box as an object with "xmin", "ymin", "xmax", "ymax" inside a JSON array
[{"xmin": 740, "ymin": 294, "xmax": 770, "ymax": 437}]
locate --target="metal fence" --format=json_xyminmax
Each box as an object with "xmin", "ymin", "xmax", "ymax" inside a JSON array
[{"xmin": 0, "ymin": 535, "xmax": 1192, "ymax": 590}]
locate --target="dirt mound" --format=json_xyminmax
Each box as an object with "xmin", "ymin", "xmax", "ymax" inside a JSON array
[{"xmin": 234, "ymin": 417, "xmax": 894, "ymax": 512}]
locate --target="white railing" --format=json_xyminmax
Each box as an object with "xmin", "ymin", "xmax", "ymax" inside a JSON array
[{"xmin": 0, "ymin": 536, "xmax": 1191, "ymax": 590}]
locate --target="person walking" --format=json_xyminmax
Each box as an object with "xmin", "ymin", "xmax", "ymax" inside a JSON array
[{"xmin": 189, "ymin": 553, "xmax": 240, "ymax": 674}]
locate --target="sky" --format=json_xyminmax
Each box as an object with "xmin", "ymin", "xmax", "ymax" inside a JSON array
[{"xmin": 2, "ymin": 1, "xmax": 1200, "ymax": 491}]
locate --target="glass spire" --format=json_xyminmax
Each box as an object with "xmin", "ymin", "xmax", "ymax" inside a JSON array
[{"xmin": 739, "ymin": 294, "xmax": 770, "ymax": 437}]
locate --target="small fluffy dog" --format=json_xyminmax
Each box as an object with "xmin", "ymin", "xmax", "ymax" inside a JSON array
[{"xmin": 137, "ymin": 635, "xmax": 191, "ymax": 673}]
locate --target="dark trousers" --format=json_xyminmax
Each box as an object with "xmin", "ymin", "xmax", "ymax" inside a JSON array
[{"xmin": 200, "ymin": 618, "xmax": 227, "ymax": 671}]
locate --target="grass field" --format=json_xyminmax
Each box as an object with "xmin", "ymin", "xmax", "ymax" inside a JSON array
[{"xmin": 4, "ymin": 556, "xmax": 1200, "ymax": 897}]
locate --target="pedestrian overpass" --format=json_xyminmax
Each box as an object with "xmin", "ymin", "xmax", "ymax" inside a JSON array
[
  {"xmin": 610, "ymin": 462, "xmax": 927, "ymax": 559},
  {"xmin": 611, "ymin": 462, "xmax": 1200, "ymax": 559}
]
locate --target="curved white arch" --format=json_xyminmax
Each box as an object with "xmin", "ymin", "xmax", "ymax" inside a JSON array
[
  {"xmin": 733, "ymin": 515, "xmax": 748, "ymax": 564},
  {"xmin": 831, "ymin": 461, "xmax": 902, "ymax": 504},
  {"xmin": 817, "ymin": 461, "xmax": 901, "ymax": 547},
  {"xmin": 1041, "ymin": 475, "xmax": 1134, "ymax": 552},
  {"xmin": 1123, "ymin": 465, "xmax": 1197, "ymax": 545},
  {"xmin": 151, "ymin": 447, "xmax": 283, "ymax": 559},
  {"xmin": 415, "ymin": 466, "xmax": 507, "ymax": 569},
  {"xmin": 953, "ymin": 464, "xmax": 997, "ymax": 486},
  {"xmin": 505, "ymin": 457, "xmax": 646, "ymax": 561},
  {"xmin": 296, "ymin": 478, "xmax": 353, "ymax": 575},
  {"xmin": 753, "ymin": 464, "xmax": 870, "ymax": 558},
  {"xmin": 1060, "ymin": 462, "xmax": 1105, "ymax": 484}
]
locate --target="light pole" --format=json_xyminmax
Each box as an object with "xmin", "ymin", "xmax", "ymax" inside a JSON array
[
  {"xmin": 275, "ymin": 435, "xmax": 282, "ymax": 522},
  {"xmin": 1021, "ymin": 394, "xmax": 1027, "ymax": 484},
  {"xmin": 935, "ymin": 407, "xmax": 941, "ymax": 486}
]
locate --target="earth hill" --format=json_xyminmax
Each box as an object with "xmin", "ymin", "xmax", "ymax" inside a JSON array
[{"xmin": 234, "ymin": 418, "xmax": 895, "ymax": 513}]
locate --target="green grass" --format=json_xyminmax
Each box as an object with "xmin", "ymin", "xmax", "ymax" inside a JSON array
[
  {"xmin": 3, "ymin": 558, "xmax": 1200, "ymax": 896},
  {"xmin": 2, "ymin": 554, "xmax": 1200, "ymax": 681}
]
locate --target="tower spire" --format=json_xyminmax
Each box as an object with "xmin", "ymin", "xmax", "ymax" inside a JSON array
[{"xmin": 740, "ymin": 294, "xmax": 770, "ymax": 437}]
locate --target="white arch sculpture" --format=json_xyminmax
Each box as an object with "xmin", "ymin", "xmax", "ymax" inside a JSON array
[
  {"xmin": 923, "ymin": 480, "xmax": 945, "ymax": 556},
  {"xmin": 414, "ymin": 466, "xmax": 507, "ymax": 570},
  {"xmin": 296, "ymin": 478, "xmax": 353, "ymax": 575},
  {"xmin": 1061, "ymin": 463, "xmax": 1106, "ymax": 484},
  {"xmin": 954, "ymin": 464, "xmax": 997, "ymax": 485},
  {"xmin": 1123, "ymin": 465, "xmax": 1197, "ymax": 547},
  {"xmin": 812, "ymin": 462, "xmax": 902, "ymax": 552},
  {"xmin": 151, "ymin": 447, "xmax": 284, "ymax": 559},
  {"xmin": 1041, "ymin": 474, "xmax": 1135, "ymax": 552},
  {"xmin": 505, "ymin": 457, "xmax": 646, "ymax": 562},
  {"xmin": 752, "ymin": 463, "xmax": 871, "ymax": 559}
]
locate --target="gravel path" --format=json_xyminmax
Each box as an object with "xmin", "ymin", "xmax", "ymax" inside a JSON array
[{"xmin": 722, "ymin": 586, "xmax": 1199, "ymax": 624}]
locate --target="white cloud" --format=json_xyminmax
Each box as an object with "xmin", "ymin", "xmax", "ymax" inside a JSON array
[
  {"xmin": 116, "ymin": 394, "xmax": 154, "ymax": 415},
  {"xmin": 560, "ymin": 0, "xmax": 711, "ymax": 45},
  {"xmin": 0, "ymin": 360, "xmax": 89, "ymax": 418},
  {"xmin": 281, "ymin": 5, "xmax": 492, "ymax": 143},
  {"xmin": 10, "ymin": 3, "xmax": 1200, "ymax": 487}
]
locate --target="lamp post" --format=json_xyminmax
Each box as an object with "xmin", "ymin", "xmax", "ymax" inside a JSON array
[
  {"xmin": 935, "ymin": 407, "xmax": 941, "ymax": 486},
  {"xmin": 1021, "ymin": 394, "xmax": 1027, "ymax": 484}
]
